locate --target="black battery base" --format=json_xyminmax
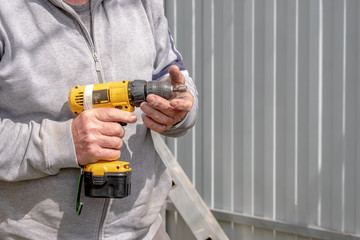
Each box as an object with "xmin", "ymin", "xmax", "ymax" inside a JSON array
[{"xmin": 84, "ymin": 171, "xmax": 131, "ymax": 198}]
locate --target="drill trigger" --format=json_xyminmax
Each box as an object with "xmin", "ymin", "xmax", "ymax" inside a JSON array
[{"xmin": 118, "ymin": 122, "xmax": 127, "ymax": 126}]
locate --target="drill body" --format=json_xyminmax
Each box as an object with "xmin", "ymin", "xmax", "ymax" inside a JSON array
[
  {"xmin": 69, "ymin": 80, "xmax": 175, "ymax": 115},
  {"xmin": 68, "ymin": 80, "xmax": 185, "ymax": 199}
]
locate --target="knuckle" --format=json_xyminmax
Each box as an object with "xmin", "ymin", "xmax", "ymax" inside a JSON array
[
  {"xmin": 112, "ymin": 138, "xmax": 122, "ymax": 149},
  {"xmin": 117, "ymin": 125, "xmax": 125, "ymax": 137},
  {"xmin": 118, "ymin": 138, "xmax": 123, "ymax": 149},
  {"xmin": 152, "ymin": 112, "xmax": 162, "ymax": 121},
  {"xmin": 149, "ymin": 99, "xmax": 160, "ymax": 109},
  {"xmin": 113, "ymin": 151, "xmax": 121, "ymax": 160},
  {"xmin": 81, "ymin": 120, "xmax": 97, "ymax": 133},
  {"xmin": 109, "ymin": 150, "xmax": 121, "ymax": 160},
  {"xmin": 106, "ymin": 109, "xmax": 117, "ymax": 120},
  {"xmin": 78, "ymin": 110, "xmax": 89, "ymax": 118},
  {"xmin": 164, "ymin": 105, "xmax": 174, "ymax": 113},
  {"xmin": 156, "ymin": 124, "xmax": 167, "ymax": 133},
  {"xmin": 83, "ymin": 134, "xmax": 97, "ymax": 145},
  {"xmin": 119, "ymin": 129, "xmax": 125, "ymax": 138},
  {"xmin": 96, "ymin": 108, "xmax": 119, "ymax": 121},
  {"xmin": 80, "ymin": 110, "xmax": 96, "ymax": 121},
  {"xmin": 89, "ymin": 146, "xmax": 102, "ymax": 159}
]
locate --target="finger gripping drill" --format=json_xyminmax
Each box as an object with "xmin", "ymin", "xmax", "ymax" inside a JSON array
[{"xmin": 68, "ymin": 80, "xmax": 186, "ymax": 214}]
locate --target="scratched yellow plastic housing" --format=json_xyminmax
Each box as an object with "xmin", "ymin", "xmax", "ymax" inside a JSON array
[
  {"xmin": 84, "ymin": 161, "xmax": 131, "ymax": 176},
  {"xmin": 68, "ymin": 80, "xmax": 135, "ymax": 115}
]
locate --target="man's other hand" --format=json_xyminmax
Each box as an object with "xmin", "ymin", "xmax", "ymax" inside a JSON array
[{"xmin": 140, "ymin": 65, "xmax": 194, "ymax": 133}]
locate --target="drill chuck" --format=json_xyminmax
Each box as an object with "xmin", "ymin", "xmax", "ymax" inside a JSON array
[{"xmin": 128, "ymin": 80, "xmax": 186, "ymax": 107}]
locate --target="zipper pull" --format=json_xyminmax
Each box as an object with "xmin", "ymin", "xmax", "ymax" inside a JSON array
[{"xmin": 93, "ymin": 52, "xmax": 101, "ymax": 72}]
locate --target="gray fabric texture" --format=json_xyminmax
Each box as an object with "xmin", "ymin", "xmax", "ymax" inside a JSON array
[
  {"xmin": 0, "ymin": 0, "xmax": 198, "ymax": 239},
  {"xmin": 153, "ymin": 224, "xmax": 171, "ymax": 240}
]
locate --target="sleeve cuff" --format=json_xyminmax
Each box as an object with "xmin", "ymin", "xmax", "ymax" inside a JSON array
[{"xmin": 42, "ymin": 119, "xmax": 79, "ymax": 174}]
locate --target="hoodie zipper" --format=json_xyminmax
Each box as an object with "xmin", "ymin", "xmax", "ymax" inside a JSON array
[
  {"xmin": 53, "ymin": 0, "xmax": 104, "ymax": 82},
  {"xmin": 98, "ymin": 199, "xmax": 110, "ymax": 239},
  {"xmin": 93, "ymin": 51, "xmax": 101, "ymax": 72},
  {"xmin": 89, "ymin": 0, "xmax": 104, "ymax": 83},
  {"xmin": 48, "ymin": 1, "xmax": 110, "ymax": 239},
  {"xmin": 88, "ymin": 2, "xmax": 111, "ymax": 239}
]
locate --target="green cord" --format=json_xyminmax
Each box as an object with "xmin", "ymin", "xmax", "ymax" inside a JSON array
[{"xmin": 76, "ymin": 168, "xmax": 84, "ymax": 215}]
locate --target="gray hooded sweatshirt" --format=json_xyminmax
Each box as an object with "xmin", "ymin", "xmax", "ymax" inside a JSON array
[{"xmin": 0, "ymin": 0, "xmax": 198, "ymax": 239}]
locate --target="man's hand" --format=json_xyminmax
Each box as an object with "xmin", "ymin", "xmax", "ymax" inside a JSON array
[
  {"xmin": 140, "ymin": 65, "xmax": 194, "ymax": 133},
  {"xmin": 71, "ymin": 108, "xmax": 137, "ymax": 166}
]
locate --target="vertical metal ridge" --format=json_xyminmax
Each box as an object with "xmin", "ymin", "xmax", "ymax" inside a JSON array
[
  {"xmin": 317, "ymin": 0, "xmax": 324, "ymax": 227},
  {"xmin": 250, "ymin": 0, "xmax": 255, "ymax": 217},
  {"xmin": 230, "ymin": 0, "xmax": 235, "ymax": 213},
  {"xmin": 173, "ymin": 0, "xmax": 177, "ymax": 41},
  {"xmin": 273, "ymin": 0, "xmax": 278, "ymax": 221},
  {"xmin": 191, "ymin": 0, "xmax": 196, "ymax": 187},
  {"xmin": 294, "ymin": 0, "xmax": 299, "ymax": 208},
  {"xmin": 341, "ymin": 0, "xmax": 347, "ymax": 232},
  {"xmin": 210, "ymin": 0, "xmax": 215, "ymax": 209}
]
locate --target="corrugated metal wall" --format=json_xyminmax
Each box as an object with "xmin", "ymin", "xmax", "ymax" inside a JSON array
[{"xmin": 164, "ymin": 0, "xmax": 360, "ymax": 239}]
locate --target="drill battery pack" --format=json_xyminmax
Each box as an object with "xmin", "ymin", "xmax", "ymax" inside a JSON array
[
  {"xmin": 83, "ymin": 160, "xmax": 132, "ymax": 198},
  {"xmin": 84, "ymin": 171, "xmax": 131, "ymax": 198}
]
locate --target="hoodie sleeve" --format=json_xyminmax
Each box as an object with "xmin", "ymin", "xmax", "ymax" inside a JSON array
[
  {"xmin": 0, "ymin": 118, "xmax": 79, "ymax": 181},
  {"xmin": 147, "ymin": 0, "xmax": 198, "ymax": 137},
  {"xmin": 0, "ymin": 13, "xmax": 79, "ymax": 182},
  {"xmin": 0, "ymin": 27, "xmax": 3, "ymax": 61},
  {"xmin": 0, "ymin": 41, "xmax": 3, "ymax": 61}
]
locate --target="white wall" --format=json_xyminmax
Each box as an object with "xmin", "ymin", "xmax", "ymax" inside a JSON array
[{"xmin": 164, "ymin": 0, "xmax": 360, "ymax": 239}]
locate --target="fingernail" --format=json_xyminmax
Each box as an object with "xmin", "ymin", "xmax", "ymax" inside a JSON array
[{"xmin": 131, "ymin": 115, "xmax": 137, "ymax": 122}]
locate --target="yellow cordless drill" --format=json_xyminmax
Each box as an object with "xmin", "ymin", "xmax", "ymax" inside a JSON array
[{"xmin": 68, "ymin": 80, "xmax": 186, "ymax": 214}]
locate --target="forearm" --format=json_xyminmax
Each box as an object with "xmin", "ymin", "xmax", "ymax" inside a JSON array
[{"xmin": 0, "ymin": 118, "xmax": 79, "ymax": 181}]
